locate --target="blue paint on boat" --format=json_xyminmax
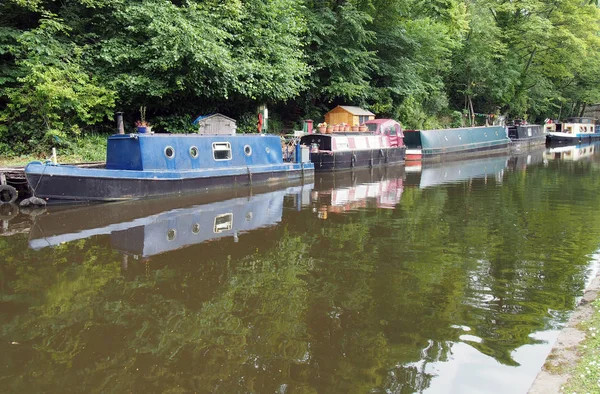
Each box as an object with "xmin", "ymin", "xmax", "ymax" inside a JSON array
[
  {"xmin": 404, "ymin": 126, "xmax": 510, "ymax": 159},
  {"xmin": 25, "ymin": 133, "xmax": 314, "ymax": 201}
]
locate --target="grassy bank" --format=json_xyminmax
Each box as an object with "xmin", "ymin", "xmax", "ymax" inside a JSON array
[
  {"xmin": 563, "ymin": 298, "xmax": 600, "ymax": 393},
  {"xmin": 0, "ymin": 133, "xmax": 108, "ymax": 167}
]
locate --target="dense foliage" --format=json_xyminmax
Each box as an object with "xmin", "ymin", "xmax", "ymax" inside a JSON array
[{"xmin": 1, "ymin": 0, "xmax": 600, "ymax": 153}]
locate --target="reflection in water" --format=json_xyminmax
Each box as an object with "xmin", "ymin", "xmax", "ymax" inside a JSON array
[
  {"xmin": 405, "ymin": 155, "xmax": 509, "ymax": 188},
  {"xmin": 312, "ymin": 166, "xmax": 405, "ymax": 218},
  {"xmin": 544, "ymin": 141, "xmax": 599, "ymax": 162},
  {"xmin": 2, "ymin": 148, "xmax": 600, "ymax": 393},
  {"xmin": 29, "ymin": 183, "xmax": 312, "ymax": 256}
]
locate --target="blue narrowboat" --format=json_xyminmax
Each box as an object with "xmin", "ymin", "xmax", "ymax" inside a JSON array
[
  {"xmin": 403, "ymin": 126, "xmax": 510, "ymax": 162},
  {"xmin": 24, "ymin": 133, "xmax": 314, "ymax": 201}
]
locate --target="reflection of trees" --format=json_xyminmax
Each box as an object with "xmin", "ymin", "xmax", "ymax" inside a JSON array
[{"xmin": 1, "ymin": 160, "xmax": 600, "ymax": 392}]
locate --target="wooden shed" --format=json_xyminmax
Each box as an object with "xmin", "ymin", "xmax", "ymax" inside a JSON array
[
  {"xmin": 324, "ymin": 105, "xmax": 375, "ymax": 127},
  {"xmin": 193, "ymin": 113, "xmax": 237, "ymax": 135}
]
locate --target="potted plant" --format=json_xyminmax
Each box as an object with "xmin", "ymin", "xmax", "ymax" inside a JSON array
[
  {"xmin": 136, "ymin": 106, "xmax": 151, "ymax": 133},
  {"xmin": 351, "ymin": 124, "xmax": 359, "ymax": 132},
  {"xmin": 317, "ymin": 122, "xmax": 327, "ymax": 133},
  {"xmin": 358, "ymin": 124, "xmax": 368, "ymax": 132}
]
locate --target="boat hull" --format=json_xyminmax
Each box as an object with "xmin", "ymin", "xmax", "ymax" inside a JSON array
[
  {"xmin": 404, "ymin": 126, "xmax": 511, "ymax": 162},
  {"xmin": 25, "ymin": 163, "xmax": 313, "ymax": 201},
  {"xmin": 309, "ymin": 147, "xmax": 406, "ymax": 171},
  {"xmin": 508, "ymin": 125, "xmax": 546, "ymax": 148},
  {"xmin": 546, "ymin": 132, "xmax": 600, "ymax": 143}
]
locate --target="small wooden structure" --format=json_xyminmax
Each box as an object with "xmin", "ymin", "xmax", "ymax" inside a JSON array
[
  {"xmin": 193, "ymin": 113, "xmax": 237, "ymax": 135},
  {"xmin": 324, "ymin": 106, "xmax": 375, "ymax": 127}
]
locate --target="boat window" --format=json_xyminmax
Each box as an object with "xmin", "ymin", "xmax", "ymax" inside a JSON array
[
  {"xmin": 213, "ymin": 142, "xmax": 232, "ymax": 161},
  {"xmin": 365, "ymin": 123, "xmax": 378, "ymax": 132},
  {"xmin": 167, "ymin": 229, "xmax": 176, "ymax": 241},
  {"xmin": 189, "ymin": 146, "xmax": 199, "ymax": 158},
  {"xmin": 214, "ymin": 213, "xmax": 233, "ymax": 233},
  {"xmin": 244, "ymin": 145, "xmax": 252, "ymax": 156},
  {"xmin": 165, "ymin": 146, "xmax": 175, "ymax": 159},
  {"xmin": 386, "ymin": 126, "xmax": 397, "ymax": 136},
  {"xmin": 192, "ymin": 223, "xmax": 200, "ymax": 234}
]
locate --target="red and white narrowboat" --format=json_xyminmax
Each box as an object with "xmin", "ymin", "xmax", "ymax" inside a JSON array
[{"xmin": 299, "ymin": 119, "xmax": 406, "ymax": 171}]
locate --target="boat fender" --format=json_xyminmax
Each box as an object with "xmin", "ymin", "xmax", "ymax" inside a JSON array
[
  {"xmin": 351, "ymin": 153, "xmax": 356, "ymax": 168},
  {"xmin": 19, "ymin": 196, "xmax": 46, "ymax": 207},
  {"xmin": 0, "ymin": 184, "xmax": 18, "ymax": 204}
]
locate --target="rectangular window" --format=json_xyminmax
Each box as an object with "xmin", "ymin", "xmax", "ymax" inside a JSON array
[
  {"xmin": 214, "ymin": 213, "xmax": 233, "ymax": 233},
  {"xmin": 213, "ymin": 142, "xmax": 232, "ymax": 160},
  {"xmin": 358, "ymin": 115, "xmax": 370, "ymax": 125}
]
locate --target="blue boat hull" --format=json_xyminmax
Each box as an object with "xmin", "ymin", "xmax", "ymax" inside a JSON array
[
  {"xmin": 25, "ymin": 133, "xmax": 314, "ymax": 201},
  {"xmin": 25, "ymin": 163, "xmax": 313, "ymax": 201},
  {"xmin": 404, "ymin": 126, "xmax": 511, "ymax": 161}
]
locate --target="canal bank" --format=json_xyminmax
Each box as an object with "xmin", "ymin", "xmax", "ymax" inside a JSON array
[{"xmin": 528, "ymin": 260, "xmax": 600, "ymax": 393}]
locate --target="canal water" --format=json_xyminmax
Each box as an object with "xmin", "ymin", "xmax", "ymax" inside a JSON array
[{"xmin": 1, "ymin": 142, "xmax": 600, "ymax": 393}]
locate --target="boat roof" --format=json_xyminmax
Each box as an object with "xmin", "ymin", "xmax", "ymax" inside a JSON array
[{"xmin": 363, "ymin": 118, "xmax": 399, "ymax": 125}]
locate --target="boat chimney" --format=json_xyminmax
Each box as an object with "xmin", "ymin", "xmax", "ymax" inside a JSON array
[{"xmin": 116, "ymin": 112, "xmax": 125, "ymax": 134}]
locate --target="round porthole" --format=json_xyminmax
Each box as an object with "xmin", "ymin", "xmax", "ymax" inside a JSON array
[
  {"xmin": 190, "ymin": 146, "xmax": 199, "ymax": 158},
  {"xmin": 266, "ymin": 147, "xmax": 270, "ymax": 154},
  {"xmin": 244, "ymin": 145, "xmax": 252, "ymax": 156},
  {"xmin": 167, "ymin": 229, "xmax": 176, "ymax": 241},
  {"xmin": 165, "ymin": 146, "xmax": 175, "ymax": 159},
  {"xmin": 245, "ymin": 212, "xmax": 253, "ymax": 222},
  {"xmin": 192, "ymin": 223, "xmax": 200, "ymax": 234}
]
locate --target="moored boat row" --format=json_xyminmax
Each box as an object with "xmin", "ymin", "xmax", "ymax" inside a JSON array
[{"xmin": 19, "ymin": 112, "xmax": 600, "ymax": 204}]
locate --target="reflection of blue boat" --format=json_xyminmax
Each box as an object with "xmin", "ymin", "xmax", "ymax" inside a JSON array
[
  {"xmin": 405, "ymin": 155, "xmax": 509, "ymax": 188},
  {"xmin": 25, "ymin": 133, "xmax": 314, "ymax": 201},
  {"xmin": 28, "ymin": 182, "xmax": 312, "ymax": 254}
]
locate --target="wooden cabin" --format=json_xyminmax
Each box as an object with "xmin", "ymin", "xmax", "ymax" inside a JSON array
[
  {"xmin": 193, "ymin": 113, "xmax": 237, "ymax": 135},
  {"xmin": 325, "ymin": 106, "xmax": 375, "ymax": 127}
]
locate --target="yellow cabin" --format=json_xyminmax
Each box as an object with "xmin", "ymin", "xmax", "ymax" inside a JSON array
[{"xmin": 325, "ymin": 105, "xmax": 375, "ymax": 126}]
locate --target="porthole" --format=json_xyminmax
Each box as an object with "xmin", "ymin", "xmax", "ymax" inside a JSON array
[
  {"xmin": 167, "ymin": 229, "xmax": 176, "ymax": 241},
  {"xmin": 192, "ymin": 223, "xmax": 200, "ymax": 234},
  {"xmin": 266, "ymin": 147, "xmax": 271, "ymax": 154},
  {"xmin": 245, "ymin": 212, "xmax": 253, "ymax": 222},
  {"xmin": 165, "ymin": 146, "xmax": 175, "ymax": 159},
  {"xmin": 244, "ymin": 145, "xmax": 252, "ymax": 156},
  {"xmin": 190, "ymin": 146, "xmax": 199, "ymax": 158}
]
